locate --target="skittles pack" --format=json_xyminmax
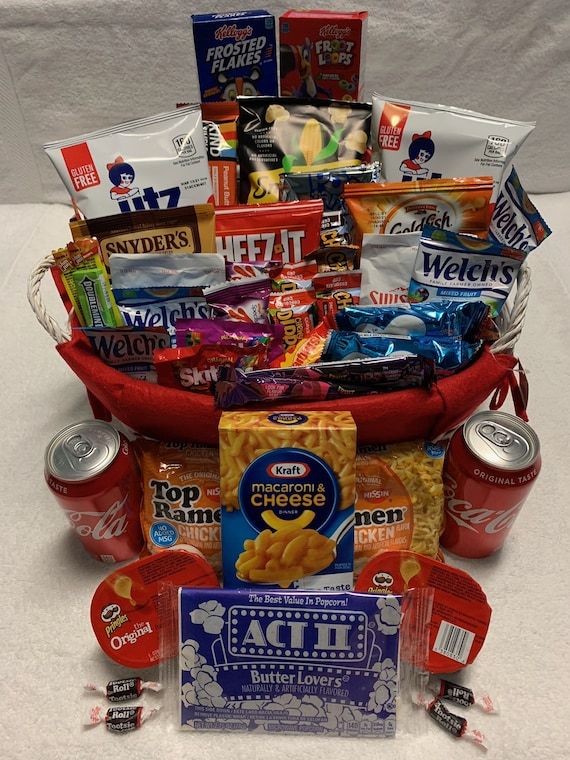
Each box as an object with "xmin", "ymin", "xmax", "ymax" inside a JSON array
[{"xmin": 192, "ymin": 11, "xmax": 279, "ymax": 102}]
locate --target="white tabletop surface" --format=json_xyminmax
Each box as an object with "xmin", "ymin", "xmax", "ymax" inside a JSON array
[{"xmin": 1, "ymin": 196, "xmax": 568, "ymax": 759}]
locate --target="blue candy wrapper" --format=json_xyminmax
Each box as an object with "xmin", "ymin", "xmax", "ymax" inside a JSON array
[
  {"xmin": 323, "ymin": 331, "xmax": 481, "ymax": 376},
  {"xmin": 335, "ymin": 301, "xmax": 489, "ymax": 342},
  {"xmin": 409, "ymin": 226, "xmax": 527, "ymax": 317},
  {"xmin": 174, "ymin": 587, "xmax": 402, "ymax": 736}
]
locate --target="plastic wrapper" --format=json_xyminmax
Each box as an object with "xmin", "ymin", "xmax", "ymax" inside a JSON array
[
  {"xmin": 371, "ymin": 94, "xmax": 534, "ymax": 200},
  {"xmin": 85, "ymin": 705, "xmax": 160, "ymax": 732},
  {"xmin": 417, "ymin": 697, "xmax": 488, "ymax": 750},
  {"xmin": 83, "ymin": 326, "xmax": 170, "ymax": 382},
  {"xmin": 109, "ymin": 253, "xmax": 226, "ymax": 291},
  {"xmin": 226, "ymin": 260, "xmax": 279, "ymax": 281},
  {"xmin": 159, "ymin": 585, "xmax": 434, "ymax": 737},
  {"xmin": 136, "ymin": 439, "xmax": 221, "ymax": 573},
  {"xmin": 272, "ymin": 320, "xmax": 330, "ymax": 368},
  {"xmin": 201, "ymin": 102, "xmax": 239, "ymax": 206},
  {"xmin": 237, "ymin": 96, "xmax": 371, "ymax": 203},
  {"xmin": 359, "ymin": 232, "xmax": 419, "ymax": 306},
  {"xmin": 84, "ymin": 678, "xmax": 163, "ymax": 703},
  {"xmin": 306, "ymin": 245, "xmax": 359, "ymax": 272},
  {"xmin": 154, "ymin": 341, "xmax": 270, "ymax": 392},
  {"xmin": 354, "ymin": 442, "xmax": 445, "ymax": 578},
  {"xmin": 70, "ymin": 204, "xmax": 216, "ymax": 267},
  {"xmin": 174, "ymin": 318, "xmax": 284, "ymax": 363},
  {"xmin": 489, "ymin": 166, "xmax": 552, "ymax": 251},
  {"xmin": 336, "ymin": 301, "xmax": 489, "ymax": 342},
  {"xmin": 267, "ymin": 289, "xmax": 318, "ymax": 350},
  {"xmin": 427, "ymin": 677, "xmax": 498, "ymax": 714},
  {"xmin": 410, "ymin": 225, "xmax": 527, "ymax": 317},
  {"xmin": 205, "ymin": 278, "xmax": 272, "ymax": 323},
  {"xmin": 313, "ymin": 271, "xmax": 362, "ymax": 317},
  {"xmin": 114, "ymin": 289, "xmax": 209, "ymax": 340},
  {"xmin": 44, "ymin": 105, "xmax": 212, "ymax": 218},
  {"xmin": 270, "ymin": 260, "xmax": 318, "ymax": 292},
  {"xmin": 323, "ymin": 330, "xmax": 482, "ymax": 376},
  {"xmin": 214, "ymin": 355, "xmax": 436, "ymax": 408},
  {"xmin": 344, "ymin": 176, "xmax": 493, "ymax": 241},
  {"xmin": 214, "ymin": 200, "xmax": 323, "ymax": 263}
]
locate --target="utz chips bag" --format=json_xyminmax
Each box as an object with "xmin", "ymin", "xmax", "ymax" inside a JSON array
[
  {"xmin": 137, "ymin": 440, "xmax": 221, "ymax": 575},
  {"xmin": 371, "ymin": 95, "xmax": 534, "ymax": 201},
  {"xmin": 215, "ymin": 200, "xmax": 323, "ymax": 263},
  {"xmin": 279, "ymin": 11, "xmax": 368, "ymax": 101},
  {"xmin": 238, "ymin": 96, "xmax": 371, "ymax": 203},
  {"xmin": 44, "ymin": 106, "xmax": 213, "ymax": 219},
  {"xmin": 191, "ymin": 11, "xmax": 278, "ymax": 102}
]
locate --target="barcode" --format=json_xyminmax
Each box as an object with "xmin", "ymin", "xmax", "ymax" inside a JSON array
[{"xmin": 433, "ymin": 621, "xmax": 475, "ymax": 664}]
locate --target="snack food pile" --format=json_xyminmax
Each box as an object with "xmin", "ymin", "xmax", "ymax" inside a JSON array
[{"xmin": 37, "ymin": 6, "xmax": 550, "ymax": 748}]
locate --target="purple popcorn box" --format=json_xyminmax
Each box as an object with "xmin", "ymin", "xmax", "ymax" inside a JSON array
[{"xmin": 177, "ymin": 587, "xmax": 401, "ymax": 736}]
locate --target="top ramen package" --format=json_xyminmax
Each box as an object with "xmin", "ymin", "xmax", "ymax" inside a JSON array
[
  {"xmin": 279, "ymin": 11, "xmax": 368, "ymax": 101},
  {"xmin": 214, "ymin": 200, "xmax": 323, "ymax": 262},
  {"xmin": 191, "ymin": 11, "xmax": 278, "ymax": 102},
  {"xmin": 344, "ymin": 177, "xmax": 493, "ymax": 239},
  {"xmin": 238, "ymin": 96, "xmax": 371, "ymax": 203},
  {"xmin": 45, "ymin": 106, "xmax": 213, "ymax": 218},
  {"xmin": 70, "ymin": 204, "xmax": 216, "ymax": 266},
  {"xmin": 137, "ymin": 440, "xmax": 221, "ymax": 574},
  {"xmin": 219, "ymin": 410, "xmax": 356, "ymax": 590},
  {"xmin": 371, "ymin": 95, "xmax": 535, "ymax": 200}
]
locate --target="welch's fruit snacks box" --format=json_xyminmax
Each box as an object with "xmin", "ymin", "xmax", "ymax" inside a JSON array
[
  {"xmin": 177, "ymin": 587, "xmax": 400, "ymax": 735},
  {"xmin": 192, "ymin": 11, "xmax": 278, "ymax": 102}
]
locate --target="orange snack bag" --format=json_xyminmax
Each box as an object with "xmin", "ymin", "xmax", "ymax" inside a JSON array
[
  {"xmin": 344, "ymin": 176, "xmax": 493, "ymax": 241},
  {"xmin": 137, "ymin": 440, "xmax": 221, "ymax": 575}
]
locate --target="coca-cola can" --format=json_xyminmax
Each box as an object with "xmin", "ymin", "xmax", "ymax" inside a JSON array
[
  {"xmin": 440, "ymin": 411, "xmax": 541, "ymax": 558},
  {"xmin": 45, "ymin": 420, "xmax": 144, "ymax": 562}
]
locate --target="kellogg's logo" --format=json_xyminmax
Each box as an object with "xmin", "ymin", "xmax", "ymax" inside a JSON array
[
  {"xmin": 319, "ymin": 24, "xmax": 351, "ymax": 39},
  {"xmin": 214, "ymin": 23, "xmax": 254, "ymax": 41}
]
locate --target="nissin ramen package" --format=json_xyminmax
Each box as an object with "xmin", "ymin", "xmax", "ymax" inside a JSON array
[
  {"xmin": 219, "ymin": 411, "xmax": 356, "ymax": 590},
  {"xmin": 371, "ymin": 95, "xmax": 534, "ymax": 200},
  {"xmin": 192, "ymin": 11, "xmax": 278, "ymax": 102},
  {"xmin": 44, "ymin": 106, "xmax": 213, "ymax": 219}
]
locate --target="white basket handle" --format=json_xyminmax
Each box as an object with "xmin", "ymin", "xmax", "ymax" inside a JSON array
[
  {"xmin": 491, "ymin": 264, "xmax": 531, "ymax": 355},
  {"xmin": 27, "ymin": 253, "xmax": 71, "ymax": 344}
]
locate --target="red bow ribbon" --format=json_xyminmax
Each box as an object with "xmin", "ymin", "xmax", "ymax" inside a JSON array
[
  {"xmin": 412, "ymin": 131, "xmax": 431, "ymax": 141},
  {"xmin": 106, "ymin": 156, "xmax": 126, "ymax": 171}
]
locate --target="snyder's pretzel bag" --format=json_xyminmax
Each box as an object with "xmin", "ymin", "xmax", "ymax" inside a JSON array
[
  {"xmin": 371, "ymin": 95, "xmax": 534, "ymax": 200},
  {"xmin": 354, "ymin": 443, "xmax": 445, "ymax": 578},
  {"xmin": 214, "ymin": 200, "xmax": 323, "ymax": 263},
  {"xmin": 237, "ymin": 97, "xmax": 371, "ymax": 203},
  {"xmin": 344, "ymin": 177, "xmax": 493, "ymax": 239},
  {"xmin": 44, "ymin": 106, "xmax": 213, "ymax": 219},
  {"xmin": 70, "ymin": 204, "xmax": 216, "ymax": 266},
  {"xmin": 137, "ymin": 440, "xmax": 221, "ymax": 573},
  {"xmin": 219, "ymin": 411, "xmax": 356, "ymax": 589}
]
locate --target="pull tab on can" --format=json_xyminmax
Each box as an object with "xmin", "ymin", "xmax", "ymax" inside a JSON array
[
  {"xmin": 464, "ymin": 412, "xmax": 538, "ymax": 471},
  {"xmin": 45, "ymin": 420, "xmax": 121, "ymax": 482},
  {"xmin": 475, "ymin": 421, "xmax": 530, "ymax": 465}
]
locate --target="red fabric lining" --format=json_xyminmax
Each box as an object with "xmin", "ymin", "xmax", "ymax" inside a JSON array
[{"xmin": 56, "ymin": 329, "xmax": 517, "ymax": 445}]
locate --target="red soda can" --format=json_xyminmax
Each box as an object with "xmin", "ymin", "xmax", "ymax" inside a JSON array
[
  {"xmin": 45, "ymin": 420, "xmax": 144, "ymax": 562},
  {"xmin": 440, "ymin": 411, "xmax": 541, "ymax": 558}
]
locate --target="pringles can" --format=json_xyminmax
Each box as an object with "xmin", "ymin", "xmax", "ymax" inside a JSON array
[
  {"xmin": 45, "ymin": 420, "xmax": 143, "ymax": 562},
  {"xmin": 440, "ymin": 411, "xmax": 541, "ymax": 558}
]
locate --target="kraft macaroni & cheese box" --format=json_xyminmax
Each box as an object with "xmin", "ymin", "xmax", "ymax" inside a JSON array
[
  {"xmin": 219, "ymin": 411, "xmax": 356, "ymax": 590},
  {"xmin": 192, "ymin": 11, "xmax": 278, "ymax": 102}
]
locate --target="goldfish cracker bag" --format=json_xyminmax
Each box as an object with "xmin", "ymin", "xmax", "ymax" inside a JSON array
[
  {"xmin": 137, "ymin": 440, "xmax": 221, "ymax": 575},
  {"xmin": 355, "ymin": 442, "xmax": 445, "ymax": 579}
]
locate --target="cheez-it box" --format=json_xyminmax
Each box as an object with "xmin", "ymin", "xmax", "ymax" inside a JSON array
[
  {"xmin": 192, "ymin": 10, "xmax": 279, "ymax": 102},
  {"xmin": 279, "ymin": 11, "xmax": 368, "ymax": 102}
]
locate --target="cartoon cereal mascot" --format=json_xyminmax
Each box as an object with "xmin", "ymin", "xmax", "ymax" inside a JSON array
[
  {"xmin": 280, "ymin": 38, "xmax": 332, "ymax": 99},
  {"xmin": 400, "ymin": 131, "xmax": 435, "ymax": 181},
  {"xmin": 107, "ymin": 156, "xmax": 140, "ymax": 202}
]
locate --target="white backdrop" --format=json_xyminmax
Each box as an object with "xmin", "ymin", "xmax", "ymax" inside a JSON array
[{"xmin": 1, "ymin": 0, "xmax": 569, "ymax": 204}]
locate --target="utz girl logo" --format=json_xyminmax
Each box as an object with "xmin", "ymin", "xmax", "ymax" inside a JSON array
[
  {"xmin": 106, "ymin": 154, "xmax": 182, "ymax": 213},
  {"xmin": 400, "ymin": 131, "xmax": 441, "ymax": 181},
  {"xmin": 107, "ymin": 156, "xmax": 140, "ymax": 203}
]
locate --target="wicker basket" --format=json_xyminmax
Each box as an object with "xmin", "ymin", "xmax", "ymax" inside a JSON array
[{"xmin": 27, "ymin": 254, "xmax": 531, "ymax": 445}]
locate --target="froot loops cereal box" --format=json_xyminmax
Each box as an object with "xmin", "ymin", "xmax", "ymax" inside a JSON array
[{"xmin": 219, "ymin": 411, "xmax": 357, "ymax": 590}]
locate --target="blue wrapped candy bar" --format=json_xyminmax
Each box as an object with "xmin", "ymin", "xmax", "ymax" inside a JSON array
[
  {"xmin": 323, "ymin": 331, "xmax": 482, "ymax": 376},
  {"xmin": 177, "ymin": 587, "xmax": 401, "ymax": 736},
  {"xmin": 335, "ymin": 301, "xmax": 489, "ymax": 341}
]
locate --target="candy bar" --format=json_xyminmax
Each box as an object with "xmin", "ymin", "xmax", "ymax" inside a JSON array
[
  {"xmin": 201, "ymin": 102, "xmax": 239, "ymax": 207},
  {"xmin": 205, "ymin": 278, "xmax": 272, "ymax": 323},
  {"xmin": 174, "ymin": 318, "xmax": 284, "ymax": 363},
  {"xmin": 85, "ymin": 705, "xmax": 160, "ymax": 732},
  {"xmin": 428, "ymin": 678, "xmax": 498, "ymax": 714},
  {"xmin": 84, "ymin": 678, "xmax": 162, "ymax": 702}
]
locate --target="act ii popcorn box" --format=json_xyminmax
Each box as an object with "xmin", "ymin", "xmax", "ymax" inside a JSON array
[
  {"xmin": 192, "ymin": 11, "xmax": 278, "ymax": 102},
  {"xmin": 219, "ymin": 411, "xmax": 356, "ymax": 590}
]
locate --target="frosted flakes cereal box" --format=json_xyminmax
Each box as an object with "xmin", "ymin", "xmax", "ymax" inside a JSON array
[
  {"xmin": 192, "ymin": 11, "xmax": 278, "ymax": 102},
  {"xmin": 219, "ymin": 411, "xmax": 356, "ymax": 590},
  {"xmin": 279, "ymin": 11, "xmax": 368, "ymax": 102}
]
